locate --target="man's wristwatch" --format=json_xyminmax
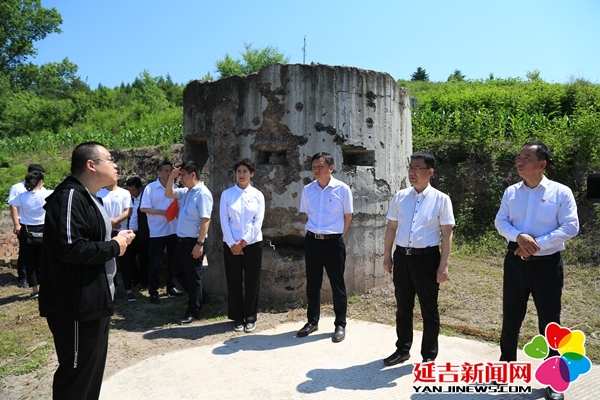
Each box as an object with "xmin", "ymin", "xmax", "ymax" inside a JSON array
[{"xmin": 196, "ymin": 241, "xmax": 204, "ymax": 247}]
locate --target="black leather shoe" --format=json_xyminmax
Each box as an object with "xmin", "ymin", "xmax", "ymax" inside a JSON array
[
  {"xmin": 149, "ymin": 294, "xmax": 160, "ymax": 304},
  {"xmin": 179, "ymin": 312, "xmax": 197, "ymax": 324},
  {"xmin": 297, "ymin": 323, "xmax": 318, "ymax": 337},
  {"xmin": 383, "ymin": 351, "xmax": 410, "ymax": 366},
  {"xmin": 545, "ymin": 386, "xmax": 564, "ymax": 400},
  {"xmin": 422, "ymin": 358, "xmax": 435, "ymax": 363},
  {"xmin": 168, "ymin": 287, "xmax": 184, "ymax": 297},
  {"xmin": 332, "ymin": 326, "xmax": 345, "ymax": 343}
]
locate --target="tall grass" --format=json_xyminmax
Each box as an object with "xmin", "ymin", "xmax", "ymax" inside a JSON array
[{"xmin": 0, "ymin": 124, "xmax": 182, "ymax": 157}]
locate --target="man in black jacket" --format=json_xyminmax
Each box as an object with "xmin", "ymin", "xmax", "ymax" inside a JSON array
[{"xmin": 40, "ymin": 142, "xmax": 135, "ymax": 400}]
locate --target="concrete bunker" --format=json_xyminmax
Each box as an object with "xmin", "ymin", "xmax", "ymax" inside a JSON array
[{"xmin": 183, "ymin": 63, "xmax": 412, "ymax": 301}]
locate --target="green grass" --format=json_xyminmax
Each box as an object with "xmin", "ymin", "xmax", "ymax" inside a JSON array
[
  {"xmin": 0, "ymin": 341, "xmax": 52, "ymax": 378},
  {"xmin": 347, "ymin": 295, "xmax": 360, "ymax": 305},
  {"xmin": 0, "ymin": 299, "xmax": 54, "ymax": 379}
]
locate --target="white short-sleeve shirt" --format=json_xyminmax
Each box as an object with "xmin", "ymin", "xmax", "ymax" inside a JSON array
[
  {"xmin": 386, "ymin": 185, "xmax": 455, "ymax": 248},
  {"xmin": 9, "ymin": 188, "xmax": 53, "ymax": 226},
  {"xmin": 173, "ymin": 182, "xmax": 213, "ymax": 238},
  {"xmin": 96, "ymin": 187, "xmax": 132, "ymax": 231},
  {"xmin": 8, "ymin": 181, "xmax": 26, "ymax": 216},
  {"xmin": 140, "ymin": 179, "xmax": 177, "ymax": 238},
  {"xmin": 300, "ymin": 176, "xmax": 353, "ymax": 234}
]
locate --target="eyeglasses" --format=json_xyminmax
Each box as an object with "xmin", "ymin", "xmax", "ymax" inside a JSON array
[
  {"xmin": 93, "ymin": 158, "xmax": 117, "ymax": 166},
  {"xmin": 407, "ymin": 166, "xmax": 430, "ymax": 172}
]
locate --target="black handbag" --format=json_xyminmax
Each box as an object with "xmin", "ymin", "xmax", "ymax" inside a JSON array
[{"xmin": 26, "ymin": 228, "xmax": 43, "ymax": 246}]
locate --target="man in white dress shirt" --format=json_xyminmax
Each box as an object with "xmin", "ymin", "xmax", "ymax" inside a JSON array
[
  {"xmin": 140, "ymin": 161, "xmax": 183, "ymax": 304},
  {"xmin": 165, "ymin": 161, "xmax": 213, "ymax": 324},
  {"xmin": 382, "ymin": 150, "xmax": 455, "ymax": 366},
  {"xmin": 297, "ymin": 152, "xmax": 353, "ymax": 343},
  {"xmin": 495, "ymin": 141, "xmax": 578, "ymax": 400}
]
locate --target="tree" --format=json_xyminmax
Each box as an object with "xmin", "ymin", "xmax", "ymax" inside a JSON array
[
  {"xmin": 215, "ymin": 43, "xmax": 289, "ymax": 79},
  {"xmin": 525, "ymin": 69, "xmax": 542, "ymax": 82},
  {"xmin": 447, "ymin": 69, "xmax": 466, "ymax": 82},
  {"xmin": 129, "ymin": 70, "xmax": 170, "ymax": 113},
  {"xmin": 14, "ymin": 57, "xmax": 89, "ymax": 98},
  {"xmin": 0, "ymin": 0, "xmax": 62, "ymax": 74},
  {"xmin": 410, "ymin": 67, "xmax": 429, "ymax": 82},
  {"xmin": 157, "ymin": 74, "xmax": 184, "ymax": 106},
  {"xmin": 199, "ymin": 71, "xmax": 214, "ymax": 82}
]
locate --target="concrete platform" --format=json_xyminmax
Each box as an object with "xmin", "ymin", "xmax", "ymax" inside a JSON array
[{"xmin": 100, "ymin": 318, "xmax": 598, "ymax": 399}]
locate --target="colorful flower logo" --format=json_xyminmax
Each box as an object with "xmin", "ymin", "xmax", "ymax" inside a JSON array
[{"xmin": 523, "ymin": 322, "xmax": 592, "ymax": 393}]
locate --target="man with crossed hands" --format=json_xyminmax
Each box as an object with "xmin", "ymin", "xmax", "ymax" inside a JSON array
[{"xmin": 495, "ymin": 141, "xmax": 578, "ymax": 400}]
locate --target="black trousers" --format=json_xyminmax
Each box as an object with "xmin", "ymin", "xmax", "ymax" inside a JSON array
[
  {"xmin": 126, "ymin": 234, "xmax": 149, "ymax": 286},
  {"xmin": 304, "ymin": 234, "xmax": 347, "ymax": 328},
  {"xmin": 19, "ymin": 225, "xmax": 43, "ymax": 287},
  {"xmin": 16, "ymin": 230, "xmax": 26, "ymax": 281},
  {"xmin": 393, "ymin": 247, "xmax": 441, "ymax": 360},
  {"xmin": 111, "ymin": 230, "xmax": 133, "ymax": 291},
  {"xmin": 47, "ymin": 316, "xmax": 110, "ymax": 400},
  {"xmin": 172, "ymin": 239, "xmax": 205, "ymax": 313},
  {"xmin": 500, "ymin": 252, "xmax": 563, "ymax": 362},
  {"xmin": 147, "ymin": 234, "xmax": 178, "ymax": 296},
  {"xmin": 223, "ymin": 241, "xmax": 263, "ymax": 323}
]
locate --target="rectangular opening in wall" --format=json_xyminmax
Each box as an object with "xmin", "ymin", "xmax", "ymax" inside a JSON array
[
  {"xmin": 187, "ymin": 140, "xmax": 210, "ymax": 183},
  {"xmin": 256, "ymin": 150, "xmax": 287, "ymax": 166},
  {"xmin": 342, "ymin": 148, "xmax": 375, "ymax": 167}
]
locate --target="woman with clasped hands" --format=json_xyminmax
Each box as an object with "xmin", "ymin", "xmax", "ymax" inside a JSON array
[{"xmin": 219, "ymin": 158, "xmax": 265, "ymax": 333}]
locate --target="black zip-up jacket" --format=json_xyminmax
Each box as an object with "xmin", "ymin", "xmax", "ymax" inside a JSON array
[{"xmin": 39, "ymin": 176, "xmax": 120, "ymax": 321}]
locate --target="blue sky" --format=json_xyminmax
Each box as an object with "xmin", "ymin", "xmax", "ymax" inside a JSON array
[{"xmin": 35, "ymin": 0, "xmax": 600, "ymax": 88}]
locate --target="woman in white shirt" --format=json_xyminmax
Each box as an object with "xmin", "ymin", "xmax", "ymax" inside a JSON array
[
  {"xmin": 9, "ymin": 171, "xmax": 53, "ymax": 299},
  {"xmin": 220, "ymin": 159, "xmax": 265, "ymax": 333}
]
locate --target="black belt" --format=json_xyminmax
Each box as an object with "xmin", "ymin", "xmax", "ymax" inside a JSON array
[
  {"xmin": 178, "ymin": 237, "xmax": 196, "ymax": 242},
  {"xmin": 396, "ymin": 246, "xmax": 439, "ymax": 256},
  {"xmin": 307, "ymin": 231, "xmax": 342, "ymax": 240},
  {"xmin": 507, "ymin": 241, "xmax": 558, "ymax": 261},
  {"xmin": 512, "ymin": 253, "xmax": 558, "ymax": 261}
]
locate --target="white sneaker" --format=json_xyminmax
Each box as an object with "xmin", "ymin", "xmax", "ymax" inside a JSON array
[{"xmin": 244, "ymin": 322, "xmax": 256, "ymax": 333}]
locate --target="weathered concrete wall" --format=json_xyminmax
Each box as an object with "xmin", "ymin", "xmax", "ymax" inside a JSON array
[{"xmin": 183, "ymin": 63, "xmax": 411, "ymax": 301}]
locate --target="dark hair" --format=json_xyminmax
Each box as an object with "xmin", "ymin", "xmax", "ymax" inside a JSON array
[
  {"xmin": 233, "ymin": 158, "xmax": 256, "ymax": 173},
  {"xmin": 410, "ymin": 150, "xmax": 436, "ymax": 169},
  {"xmin": 25, "ymin": 171, "xmax": 44, "ymax": 191},
  {"xmin": 71, "ymin": 142, "xmax": 104, "ymax": 175},
  {"xmin": 126, "ymin": 176, "xmax": 142, "ymax": 188},
  {"xmin": 156, "ymin": 160, "xmax": 173, "ymax": 171},
  {"xmin": 180, "ymin": 161, "xmax": 200, "ymax": 178},
  {"xmin": 311, "ymin": 152, "xmax": 334, "ymax": 166},
  {"xmin": 28, "ymin": 164, "xmax": 45, "ymax": 173},
  {"xmin": 522, "ymin": 141, "xmax": 550, "ymax": 162}
]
